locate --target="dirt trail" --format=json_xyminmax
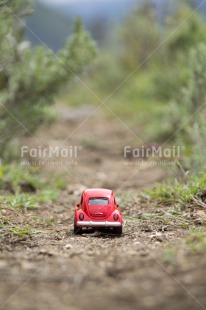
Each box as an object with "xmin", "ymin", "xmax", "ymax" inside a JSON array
[
  {"xmin": 1, "ymin": 106, "xmax": 205, "ymax": 310},
  {"xmin": 23, "ymin": 105, "xmax": 168, "ymax": 190},
  {"xmin": 1, "ymin": 192, "xmax": 206, "ymax": 310}
]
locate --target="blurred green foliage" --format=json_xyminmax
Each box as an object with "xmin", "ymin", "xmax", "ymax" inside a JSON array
[
  {"xmin": 0, "ymin": 1, "xmax": 96, "ymax": 158},
  {"xmin": 1, "ymin": 0, "xmax": 206, "ymax": 175},
  {"xmin": 62, "ymin": 1, "xmax": 206, "ymax": 172},
  {"xmin": 120, "ymin": 2, "xmax": 162, "ymax": 71},
  {"xmin": 0, "ymin": 164, "xmax": 66, "ymax": 210},
  {"xmin": 0, "ymin": 163, "xmax": 66, "ymax": 193}
]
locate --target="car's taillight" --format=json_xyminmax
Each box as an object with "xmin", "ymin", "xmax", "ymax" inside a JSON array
[
  {"xmin": 79, "ymin": 213, "xmax": 84, "ymax": 221},
  {"xmin": 113, "ymin": 213, "xmax": 119, "ymax": 221}
]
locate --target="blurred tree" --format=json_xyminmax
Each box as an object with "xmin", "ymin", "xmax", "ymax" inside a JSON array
[
  {"xmin": 120, "ymin": 0, "xmax": 161, "ymax": 71},
  {"xmin": 0, "ymin": 1, "xmax": 96, "ymax": 157},
  {"xmin": 153, "ymin": 2, "xmax": 206, "ymax": 101},
  {"xmin": 119, "ymin": 0, "xmax": 206, "ymax": 99},
  {"xmin": 186, "ymin": 44, "xmax": 206, "ymax": 113},
  {"xmin": 152, "ymin": 43, "xmax": 206, "ymax": 149},
  {"xmin": 166, "ymin": 3, "xmax": 206, "ymax": 58},
  {"xmin": 166, "ymin": 43, "xmax": 206, "ymax": 171}
]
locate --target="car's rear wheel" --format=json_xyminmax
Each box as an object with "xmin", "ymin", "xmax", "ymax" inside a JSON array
[
  {"xmin": 73, "ymin": 218, "xmax": 82, "ymax": 235},
  {"xmin": 114, "ymin": 226, "xmax": 122, "ymax": 235}
]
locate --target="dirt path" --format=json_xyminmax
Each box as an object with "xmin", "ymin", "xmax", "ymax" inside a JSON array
[
  {"xmin": 1, "ymin": 106, "xmax": 205, "ymax": 310},
  {"xmin": 22, "ymin": 105, "xmax": 169, "ymax": 190},
  {"xmin": 1, "ymin": 191, "xmax": 206, "ymax": 310}
]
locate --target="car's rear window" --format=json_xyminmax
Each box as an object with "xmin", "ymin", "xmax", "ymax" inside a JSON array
[{"xmin": 88, "ymin": 198, "xmax": 109, "ymax": 205}]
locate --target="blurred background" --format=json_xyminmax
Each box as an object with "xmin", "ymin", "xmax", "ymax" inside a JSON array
[
  {"xmin": 1, "ymin": 0, "xmax": 206, "ymax": 193},
  {"xmin": 26, "ymin": 0, "xmax": 138, "ymax": 50},
  {"xmin": 26, "ymin": 0, "xmax": 206, "ymax": 50},
  {"xmin": 24, "ymin": 0, "xmax": 206, "ymax": 173}
]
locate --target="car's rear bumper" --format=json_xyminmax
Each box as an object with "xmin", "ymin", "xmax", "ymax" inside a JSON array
[{"xmin": 76, "ymin": 221, "xmax": 122, "ymax": 227}]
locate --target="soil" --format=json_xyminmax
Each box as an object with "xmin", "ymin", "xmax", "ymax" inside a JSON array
[{"xmin": 1, "ymin": 106, "xmax": 206, "ymax": 310}]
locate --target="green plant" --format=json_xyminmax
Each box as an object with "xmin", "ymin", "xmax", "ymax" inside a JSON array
[
  {"xmin": 11, "ymin": 225, "xmax": 31, "ymax": 237},
  {"xmin": 145, "ymin": 169, "xmax": 206, "ymax": 205},
  {"xmin": 0, "ymin": 1, "xmax": 96, "ymax": 158},
  {"xmin": 6, "ymin": 194, "xmax": 36, "ymax": 211}
]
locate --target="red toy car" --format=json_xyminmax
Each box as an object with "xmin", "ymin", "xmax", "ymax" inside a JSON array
[{"xmin": 74, "ymin": 188, "xmax": 122, "ymax": 235}]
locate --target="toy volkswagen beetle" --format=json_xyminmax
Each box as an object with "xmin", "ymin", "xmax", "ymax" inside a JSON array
[{"xmin": 74, "ymin": 188, "xmax": 122, "ymax": 235}]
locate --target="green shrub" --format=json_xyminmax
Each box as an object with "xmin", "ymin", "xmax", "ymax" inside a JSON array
[{"xmin": 0, "ymin": 1, "xmax": 96, "ymax": 158}]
